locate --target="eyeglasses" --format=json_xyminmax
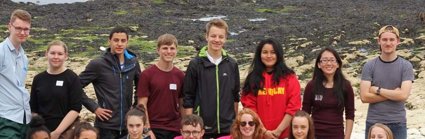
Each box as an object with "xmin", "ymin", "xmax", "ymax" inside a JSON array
[
  {"xmin": 181, "ymin": 130, "xmax": 201, "ymax": 136},
  {"xmin": 319, "ymin": 59, "xmax": 336, "ymax": 64},
  {"xmin": 240, "ymin": 121, "xmax": 256, "ymax": 127},
  {"xmin": 9, "ymin": 23, "xmax": 30, "ymax": 33}
]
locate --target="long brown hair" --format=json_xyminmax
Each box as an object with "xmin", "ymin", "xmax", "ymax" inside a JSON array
[
  {"xmin": 230, "ymin": 108, "xmax": 266, "ymax": 139},
  {"xmin": 289, "ymin": 110, "xmax": 315, "ymax": 139}
]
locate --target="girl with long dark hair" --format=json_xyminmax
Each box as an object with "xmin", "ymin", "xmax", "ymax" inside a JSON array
[
  {"xmin": 302, "ymin": 47, "xmax": 355, "ymax": 139},
  {"xmin": 241, "ymin": 38, "xmax": 301, "ymax": 139}
]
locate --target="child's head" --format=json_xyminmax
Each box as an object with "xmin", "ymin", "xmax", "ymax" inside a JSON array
[
  {"xmin": 72, "ymin": 122, "xmax": 98, "ymax": 139},
  {"xmin": 290, "ymin": 110, "xmax": 315, "ymax": 139},
  {"xmin": 26, "ymin": 115, "xmax": 50, "ymax": 139},
  {"xmin": 368, "ymin": 123, "xmax": 394, "ymax": 139},
  {"xmin": 231, "ymin": 108, "xmax": 265, "ymax": 139},
  {"xmin": 126, "ymin": 104, "xmax": 147, "ymax": 139},
  {"xmin": 180, "ymin": 114, "xmax": 204, "ymax": 139},
  {"xmin": 205, "ymin": 19, "xmax": 228, "ymax": 52}
]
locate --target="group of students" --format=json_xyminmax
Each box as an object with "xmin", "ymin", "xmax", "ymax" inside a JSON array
[{"xmin": 1, "ymin": 8, "xmax": 414, "ymax": 139}]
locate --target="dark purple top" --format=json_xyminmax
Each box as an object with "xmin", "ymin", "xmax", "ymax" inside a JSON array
[{"xmin": 302, "ymin": 81, "xmax": 355, "ymax": 138}]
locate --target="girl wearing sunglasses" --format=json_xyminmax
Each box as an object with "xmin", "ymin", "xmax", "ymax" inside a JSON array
[{"xmin": 219, "ymin": 108, "xmax": 266, "ymax": 139}]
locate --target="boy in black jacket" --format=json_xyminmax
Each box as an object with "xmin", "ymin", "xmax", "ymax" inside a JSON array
[
  {"xmin": 182, "ymin": 19, "xmax": 240, "ymax": 138},
  {"xmin": 80, "ymin": 26, "xmax": 141, "ymax": 139}
]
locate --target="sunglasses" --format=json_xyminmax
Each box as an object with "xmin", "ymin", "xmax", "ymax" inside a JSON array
[{"xmin": 240, "ymin": 121, "xmax": 255, "ymax": 127}]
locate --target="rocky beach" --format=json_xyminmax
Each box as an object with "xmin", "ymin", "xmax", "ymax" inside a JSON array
[{"xmin": 1, "ymin": 0, "xmax": 425, "ymax": 138}]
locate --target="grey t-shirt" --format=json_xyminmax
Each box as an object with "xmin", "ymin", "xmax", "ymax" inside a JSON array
[{"xmin": 361, "ymin": 56, "xmax": 414, "ymax": 123}]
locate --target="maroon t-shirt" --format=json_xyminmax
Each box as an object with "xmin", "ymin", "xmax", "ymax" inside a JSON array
[
  {"xmin": 137, "ymin": 65, "xmax": 185, "ymax": 132},
  {"xmin": 302, "ymin": 81, "xmax": 355, "ymax": 138}
]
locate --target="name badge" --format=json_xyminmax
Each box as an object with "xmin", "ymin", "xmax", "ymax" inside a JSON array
[
  {"xmin": 169, "ymin": 83, "xmax": 177, "ymax": 90},
  {"xmin": 314, "ymin": 94, "xmax": 323, "ymax": 101},
  {"xmin": 56, "ymin": 80, "xmax": 64, "ymax": 86}
]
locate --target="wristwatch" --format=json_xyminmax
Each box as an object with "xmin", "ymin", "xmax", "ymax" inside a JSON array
[
  {"xmin": 143, "ymin": 127, "xmax": 151, "ymax": 133},
  {"xmin": 376, "ymin": 87, "xmax": 381, "ymax": 95}
]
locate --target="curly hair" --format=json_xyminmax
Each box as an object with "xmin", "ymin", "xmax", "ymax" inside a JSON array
[
  {"xmin": 230, "ymin": 108, "xmax": 266, "ymax": 139},
  {"xmin": 26, "ymin": 115, "xmax": 50, "ymax": 139}
]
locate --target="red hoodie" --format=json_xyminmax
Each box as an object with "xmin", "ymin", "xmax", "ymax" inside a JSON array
[{"xmin": 241, "ymin": 72, "xmax": 301, "ymax": 138}]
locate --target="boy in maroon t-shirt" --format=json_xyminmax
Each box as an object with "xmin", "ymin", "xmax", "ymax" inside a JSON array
[{"xmin": 137, "ymin": 34, "xmax": 185, "ymax": 139}]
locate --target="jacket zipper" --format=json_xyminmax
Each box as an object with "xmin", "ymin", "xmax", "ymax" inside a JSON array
[
  {"xmin": 120, "ymin": 72, "xmax": 123, "ymax": 135},
  {"xmin": 115, "ymin": 54, "xmax": 124, "ymax": 134},
  {"xmin": 216, "ymin": 64, "xmax": 220, "ymax": 134}
]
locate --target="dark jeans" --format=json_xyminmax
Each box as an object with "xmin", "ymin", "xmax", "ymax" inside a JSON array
[
  {"xmin": 152, "ymin": 128, "xmax": 180, "ymax": 139},
  {"xmin": 98, "ymin": 127, "xmax": 128, "ymax": 139},
  {"xmin": 0, "ymin": 117, "xmax": 28, "ymax": 139},
  {"xmin": 365, "ymin": 121, "xmax": 407, "ymax": 139}
]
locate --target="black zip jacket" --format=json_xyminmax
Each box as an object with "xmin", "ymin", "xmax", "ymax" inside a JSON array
[
  {"xmin": 182, "ymin": 47, "xmax": 240, "ymax": 135},
  {"xmin": 80, "ymin": 48, "xmax": 141, "ymax": 131}
]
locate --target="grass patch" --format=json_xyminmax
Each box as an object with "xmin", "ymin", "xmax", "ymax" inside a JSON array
[
  {"xmin": 176, "ymin": 45, "xmax": 196, "ymax": 58},
  {"xmin": 113, "ymin": 10, "xmax": 128, "ymax": 15},
  {"xmin": 152, "ymin": 0, "xmax": 165, "ymax": 4},
  {"xmin": 255, "ymin": 8, "xmax": 274, "ymax": 13},
  {"xmin": 61, "ymin": 28, "xmax": 87, "ymax": 35},
  {"xmin": 0, "ymin": 25, "xmax": 8, "ymax": 31},
  {"xmin": 71, "ymin": 35, "xmax": 101, "ymax": 42},
  {"xmin": 280, "ymin": 6, "xmax": 297, "ymax": 13},
  {"xmin": 60, "ymin": 27, "xmax": 105, "ymax": 36},
  {"xmin": 132, "ymin": 9, "xmax": 143, "ymax": 14},
  {"xmin": 128, "ymin": 38, "xmax": 157, "ymax": 52},
  {"xmin": 417, "ymin": 28, "xmax": 425, "ymax": 33},
  {"xmin": 255, "ymin": 6, "xmax": 297, "ymax": 14},
  {"xmin": 31, "ymin": 27, "xmax": 48, "ymax": 32},
  {"xmin": 227, "ymin": 39, "xmax": 236, "ymax": 43},
  {"xmin": 28, "ymin": 66, "xmax": 46, "ymax": 73},
  {"xmin": 27, "ymin": 38, "xmax": 48, "ymax": 48},
  {"xmin": 69, "ymin": 44, "xmax": 101, "ymax": 58}
]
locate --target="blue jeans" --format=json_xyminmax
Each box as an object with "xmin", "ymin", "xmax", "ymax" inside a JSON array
[{"xmin": 365, "ymin": 121, "xmax": 407, "ymax": 139}]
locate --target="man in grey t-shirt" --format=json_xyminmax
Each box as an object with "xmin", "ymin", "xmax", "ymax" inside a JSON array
[{"xmin": 360, "ymin": 25, "xmax": 414, "ymax": 139}]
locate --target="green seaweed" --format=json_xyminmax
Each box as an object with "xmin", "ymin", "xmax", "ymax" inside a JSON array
[
  {"xmin": 176, "ymin": 45, "xmax": 196, "ymax": 58},
  {"xmin": 129, "ymin": 38, "xmax": 157, "ymax": 52},
  {"xmin": 113, "ymin": 10, "xmax": 128, "ymax": 15},
  {"xmin": 152, "ymin": 0, "xmax": 165, "ymax": 4},
  {"xmin": 255, "ymin": 6, "xmax": 297, "ymax": 14}
]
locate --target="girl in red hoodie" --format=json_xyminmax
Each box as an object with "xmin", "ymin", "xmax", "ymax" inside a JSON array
[{"xmin": 241, "ymin": 39, "xmax": 301, "ymax": 139}]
